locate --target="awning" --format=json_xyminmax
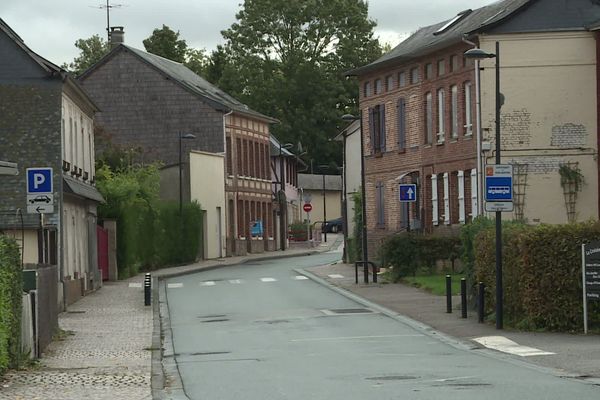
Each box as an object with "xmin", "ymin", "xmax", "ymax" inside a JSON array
[{"xmin": 63, "ymin": 175, "xmax": 104, "ymax": 203}]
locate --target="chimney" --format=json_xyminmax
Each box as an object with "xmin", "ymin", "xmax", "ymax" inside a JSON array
[{"xmin": 109, "ymin": 26, "xmax": 124, "ymax": 48}]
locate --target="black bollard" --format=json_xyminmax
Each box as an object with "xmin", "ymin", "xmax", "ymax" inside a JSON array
[
  {"xmin": 446, "ymin": 275, "xmax": 452, "ymax": 313},
  {"xmin": 144, "ymin": 273, "xmax": 151, "ymax": 306},
  {"xmin": 478, "ymin": 282, "xmax": 485, "ymax": 323},
  {"xmin": 461, "ymin": 278, "xmax": 467, "ymax": 318}
]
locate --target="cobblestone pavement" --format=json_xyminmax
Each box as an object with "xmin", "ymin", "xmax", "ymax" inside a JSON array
[{"xmin": 0, "ymin": 276, "xmax": 152, "ymax": 400}]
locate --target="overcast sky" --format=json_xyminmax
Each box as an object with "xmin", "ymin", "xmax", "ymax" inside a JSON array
[{"xmin": 1, "ymin": 0, "xmax": 496, "ymax": 66}]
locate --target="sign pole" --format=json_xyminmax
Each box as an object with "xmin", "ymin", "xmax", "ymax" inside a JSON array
[{"xmin": 582, "ymin": 244, "xmax": 588, "ymax": 334}]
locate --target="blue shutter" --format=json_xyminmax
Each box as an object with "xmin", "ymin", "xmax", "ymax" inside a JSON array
[
  {"xmin": 397, "ymin": 98, "xmax": 406, "ymax": 150},
  {"xmin": 368, "ymin": 107, "xmax": 375, "ymax": 154},
  {"xmin": 379, "ymin": 104, "xmax": 386, "ymax": 152}
]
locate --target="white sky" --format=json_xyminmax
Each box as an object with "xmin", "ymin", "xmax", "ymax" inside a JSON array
[{"xmin": 1, "ymin": 0, "xmax": 496, "ymax": 66}]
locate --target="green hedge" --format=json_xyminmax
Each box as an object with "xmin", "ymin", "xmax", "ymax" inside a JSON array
[
  {"xmin": 0, "ymin": 236, "xmax": 22, "ymax": 374},
  {"xmin": 474, "ymin": 222, "xmax": 600, "ymax": 331},
  {"xmin": 379, "ymin": 234, "xmax": 461, "ymax": 281}
]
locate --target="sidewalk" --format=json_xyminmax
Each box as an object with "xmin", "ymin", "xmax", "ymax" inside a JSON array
[
  {"xmin": 0, "ymin": 240, "xmax": 339, "ymax": 400},
  {"xmin": 306, "ymin": 262, "xmax": 600, "ymax": 381}
]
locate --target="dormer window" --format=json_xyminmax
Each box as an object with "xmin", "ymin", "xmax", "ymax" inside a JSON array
[{"xmin": 433, "ymin": 9, "xmax": 472, "ymax": 35}]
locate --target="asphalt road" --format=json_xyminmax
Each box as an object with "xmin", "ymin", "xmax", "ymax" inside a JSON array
[{"xmin": 163, "ymin": 251, "xmax": 600, "ymax": 399}]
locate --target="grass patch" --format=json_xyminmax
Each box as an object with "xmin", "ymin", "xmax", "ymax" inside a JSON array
[{"xmin": 402, "ymin": 273, "xmax": 464, "ymax": 296}]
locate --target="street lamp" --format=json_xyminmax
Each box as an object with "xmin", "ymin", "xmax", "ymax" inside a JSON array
[
  {"xmin": 465, "ymin": 42, "xmax": 503, "ymax": 329},
  {"xmin": 318, "ymin": 165, "xmax": 329, "ymax": 243},
  {"xmin": 179, "ymin": 133, "xmax": 196, "ymax": 215},
  {"xmin": 278, "ymin": 141, "xmax": 294, "ymax": 251},
  {"xmin": 342, "ymin": 112, "xmax": 370, "ymax": 284}
]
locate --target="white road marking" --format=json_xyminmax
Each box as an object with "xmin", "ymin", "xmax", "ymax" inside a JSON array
[
  {"xmin": 128, "ymin": 283, "xmax": 142, "ymax": 288},
  {"xmin": 167, "ymin": 283, "xmax": 183, "ymax": 289},
  {"xmin": 328, "ymin": 274, "xmax": 344, "ymax": 279},
  {"xmin": 229, "ymin": 279, "xmax": 243, "ymax": 284},
  {"xmin": 293, "ymin": 276, "xmax": 309, "ymax": 280},
  {"xmin": 291, "ymin": 334, "xmax": 424, "ymax": 342},
  {"xmin": 473, "ymin": 336, "xmax": 555, "ymax": 357},
  {"xmin": 260, "ymin": 277, "xmax": 277, "ymax": 282},
  {"xmin": 200, "ymin": 281, "xmax": 216, "ymax": 286}
]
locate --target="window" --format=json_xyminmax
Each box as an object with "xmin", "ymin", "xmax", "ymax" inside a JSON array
[
  {"xmin": 369, "ymin": 104, "xmax": 386, "ymax": 154},
  {"xmin": 450, "ymin": 55, "xmax": 459, "ymax": 72},
  {"xmin": 425, "ymin": 92, "xmax": 433, "ymax": 144},
  {"xmin": 443, "ymin": 172, "xmax": 450, "ymax": 225},
  {"xmin": 437, "ymin": 88, "xmax": 445, "ymax": 143},
  {"xmin": 425, "ymin": 63, "xmax": 433, "ymax": 80},
  {"xmin": 386, "ymin": 75, "xmax": 394, "ymax": 91},
  {"xmin": 376, "ymin": 182, "xmax": 385, "ymax": 227},
  {"xmin": 397, "ymin": 98, "xmax": 406, "ymax": 151},
  {"xmin": 69, "ymin": 117, "xmax": 73, "ymax": 164},
  {"xmin": 437, "ymin": 59, "xmax": 445, "ymax": 76},
  {"xmin": 236, "ymin": 138, "xmax": 242, "ymax": 175},
  {"xmin": 464, "ymin": 81, "xmax": 473, "ymax": 135},
  {"xmin": 242, "ymin": 140, "xmax": 248, "ymax": 175},
  {"xmin": 398, "ymin": 71, "xmax": 407, "ymax": 87},
  {"xmin": 458, "ymin": 170, "xmax": 466, "ymax": 224},
  {"xmin": 431, "ymin": 174, "xmax": 439, "ymax": 226},
  {"xmin": 451, "ymin": 85, "xmax": 458, "ymax": 138},
  {"xmin": 410, "ymin": 67, "xmax": 419, "ymax": 84},
  {"xmin": 226, "ymin": 137, "xmax": 232, "ymax": 175},
  {"xmin": 364, "ymin": 81, "xmax": 372, "ymax": 97},
  {"xmin": 374, "ymin": 78, "xmax": 383, "ymax": 94}
]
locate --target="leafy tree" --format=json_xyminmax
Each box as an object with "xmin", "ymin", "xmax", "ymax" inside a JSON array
[
  {"xmin": 215, "ymin": 0, "xmax": 382, "ymax": 165},
  {"xmin": 143, "ymin": 25, "xmax": 188, "ymax": 63},
  {"xmin": 184, "ymin": 47, "xmax": 209, "ymax": 77},
  {"xmin": 62, "ymin": 35, "xmax": 109, "ymax": 75}
]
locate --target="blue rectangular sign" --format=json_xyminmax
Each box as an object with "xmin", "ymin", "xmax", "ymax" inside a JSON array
[
  {"xmin": 399, "ymin": 184, "xmax": 417, "ymax": 202},
  {"xmin": 485, "ymin": 176, "xmax": 512, "ymax": 201},
  {"xmin": 27, "ymin": 168, "xmax": 53, "ymax": 194}
]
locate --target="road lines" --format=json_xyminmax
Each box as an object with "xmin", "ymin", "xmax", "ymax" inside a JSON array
[{"xmin": 157, "ymin": 272, "xmax": 349, "ymax": 289}]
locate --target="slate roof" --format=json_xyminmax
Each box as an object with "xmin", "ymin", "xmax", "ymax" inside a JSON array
[
  {"xmin": 349, "ymin": 0, "xmax": 532, "ymax": 75},
  {"xmin": 298, "ymin": 173, "xmax": 342, "ymax": 191},
  {"xmin": 270, "ymin": 135, "xmax": 295, "ymax": 157},
  {"xmin": 81, "ymin": 44, "xmax": 277, "ymax": 123}
]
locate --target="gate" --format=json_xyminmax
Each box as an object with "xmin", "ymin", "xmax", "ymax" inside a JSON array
[{"xmin": 97, "ymin": 226, "xmax": 109, "ymax": 281}]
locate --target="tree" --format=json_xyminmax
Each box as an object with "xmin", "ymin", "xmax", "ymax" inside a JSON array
[
  {"xmin": 184, "ymin": 48, "xmax": 209, "ymax": 78},
  {"xmin": 143, "ymin": 25, "xmax": 188, "ymax": 63},
  {"xmin": 63, "ymin": 35, "xmax": 109, "ymax": 75},
  {"xmin": 215, "ymin": 0, "xmax": 382, "ymax": 166}
]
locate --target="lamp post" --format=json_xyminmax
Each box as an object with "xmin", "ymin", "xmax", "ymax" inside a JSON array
[
  {"xmin": 465, "ymin": 41, "xmax": 503, "ymax": 329},
  {"xmin": 318, "ymin": 165, "xmax": 329, "ymax": 243},
  {"xmin": 278, "ymin": 141, "xmax": 294, "ymax": 251},
  {"xmin": 342, "ymin": 112, "xmax": 369, "ymax": 284},
  {"xmin": 179, "ymin": 133, "xmax": 196, "ymax": 215}
]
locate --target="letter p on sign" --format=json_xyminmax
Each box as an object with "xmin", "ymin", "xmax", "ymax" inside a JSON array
[{"xmin": 27, "ymin": 168, "xmax": 53, "ymax": 194}]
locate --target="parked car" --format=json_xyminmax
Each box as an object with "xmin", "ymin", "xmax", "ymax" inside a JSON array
[{"xmin": 322, "ymin": 217, "xmax": 343, "ymax": 233}]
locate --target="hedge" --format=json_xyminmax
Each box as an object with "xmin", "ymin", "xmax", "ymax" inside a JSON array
[
  {"xmin": 0, "ymin": 235, "xmax": 22, "ymax": 374},
  {"xmin": 474, "ymin": 222, "xmax": 600, "ymax": 331}
]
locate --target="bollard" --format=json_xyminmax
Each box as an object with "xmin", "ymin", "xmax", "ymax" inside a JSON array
[
  {"xmin": 460, "ymin": 278, "xmax": 467, "ymax": 318},
  {"xmin": 144, "ymin": 273, "xmax": 151, "ymax": 306},
  {"xmin": 478, "ymin": 282, "xmax": 485, "ymax": 323},
  {"xmin": 445, "ymin": 275, "xmax": 452, "ymax": 313},
  {"xmin": 354, "ymin": 262, "xmax": 359, "ymax": 284}
]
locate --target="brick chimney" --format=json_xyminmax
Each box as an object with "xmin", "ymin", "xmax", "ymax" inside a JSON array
[{"xmin": 109, "ymin": 26, "xmax": 124, "ymax": 48}]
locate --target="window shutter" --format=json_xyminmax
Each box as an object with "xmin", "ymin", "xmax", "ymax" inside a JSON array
[
  {"xmin": 458, "ymin": 170, "xmax": 465, "ymax": 224},
  {"xmin": 379, "ymin": 104, "xmax": 386, "ymax": 152},
  {"xmin": 397, "ymin": 98, "xmax": 406, "ymax": 150},
  {"xmin": 443, "ymin": 172, "xmax": 450, "ymax": 225},
  {"xmin": 368, "ymin": 107, "xmax": 375, "ymax": 154},
  {"xmin": 431, "ymin": 175, "xmax": 439, "ymax": 226},
  {"xmin": 471, "ymin": 169, "xmax": 478, "ymax": 218}
]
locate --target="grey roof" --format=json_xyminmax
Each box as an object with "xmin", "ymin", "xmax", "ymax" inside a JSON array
[
  {"xmin": 349, "ymin": 0, "xmax": 532, "ymax": 75},
  {"xmin": 63, "ymin": 176, "xmax": 104, "ymax": 203},
  {"xmin": 270, "ymin": 135, "xmax": 294, "ymax": 157},
  {"xmin": 81, "ymin": 44, "xmax": 277, "ymax": 123},
  {"xmin": 298, "ymin": 173, "xmax": 342, "ymax": 191}
]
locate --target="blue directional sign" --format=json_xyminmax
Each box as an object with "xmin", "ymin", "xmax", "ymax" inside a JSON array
[
  {"xmin": 26, "ymin": 168, "xmax": 53, "ymax": 194},
  {"xmin": 399, "ymin": 184, "xmax": 417, "ymax": 202}
]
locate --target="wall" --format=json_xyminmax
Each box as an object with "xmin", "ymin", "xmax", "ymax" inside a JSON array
[
  {"xmin": 479, "ymin": 32, "xmax": 598, "ymax": 223},
  {"xmin": 190, "ymin": 151, "xmax": 226, "ymax": 259},
  {"xmin": 302, "ymin": 189, "xmax": 342, "ymax": 226}
]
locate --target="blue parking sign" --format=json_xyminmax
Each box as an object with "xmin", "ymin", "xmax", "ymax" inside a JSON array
[{"xmin": 27, "ymin": 168, "xmax": 53, "ymax": 194}]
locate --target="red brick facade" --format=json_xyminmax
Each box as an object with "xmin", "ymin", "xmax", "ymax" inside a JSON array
[{"xmin": 358, "ymin": 43, "xmax": 479, "ymax": 255}]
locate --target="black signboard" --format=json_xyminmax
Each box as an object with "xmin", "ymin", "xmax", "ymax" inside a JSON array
[{"xmin": 584, "ymin": 241, "xmax": 600, "ymax": 302}]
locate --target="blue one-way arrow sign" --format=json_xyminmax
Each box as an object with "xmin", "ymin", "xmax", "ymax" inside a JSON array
[{"xmin": 399, "ymin": 184, "xmax": 417, "ymax": 202}]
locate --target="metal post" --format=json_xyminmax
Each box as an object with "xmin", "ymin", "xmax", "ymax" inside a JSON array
[
  {"xmin": 446, "ymin": 275, "xmax": 452, "ymax": 313},
  {"xmin": 359, "ymin": 110, "xmax": 369, "ymax": 284},
  {"xmin": 478, "ymin": 282, "xmax": 485, "ymax": 323},
  {"xmin": 279, "ymin": 143, "xmax": 286, "ymax": 251},
  {"xmin": 341, "ymin": 133, "xmax": 348, "ymax": 262},
  {"xmin": 322, "ymin": 173, "xmax": 327, "ymax": 243},
  {"xmin": 461, "ymin": 278, "xmax": 467, "ymax": 318},
  {"xmin": 494, "ymin": 41, "xmax": 503, "ymax": 330}
]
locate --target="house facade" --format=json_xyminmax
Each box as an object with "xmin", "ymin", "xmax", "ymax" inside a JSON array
[
  {"xmin": 351, "ymin": 0, "xmax": 600, "ymax": 255},
  {"xmin": 297, "ymin": 173, "xmax": 342, "ymax": 229},
  {"xmin": 0, "ymin": 18, "xmax": 103, "ymax": 308},
  {"xmin": 79, "ymin": 31, "xmax": 277, "ymax": 257}
]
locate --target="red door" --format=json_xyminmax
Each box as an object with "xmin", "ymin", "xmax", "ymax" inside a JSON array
[{"xmin": 97, "ymin": 226, "xmax": 109, "ymax": 281}]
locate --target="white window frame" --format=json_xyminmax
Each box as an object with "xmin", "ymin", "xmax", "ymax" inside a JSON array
[
  {"xmin": 451, "ymin": 85, "xmax": 458, "ymax": 138},
  {"xmin": 431, "ymin": 175, "xmax": 439, "ymax": 226},
  {"xmin": 443, "ymin": 172, "xmax": 450, "ymax": 225},
  {"xmin": 437, "ymin": 89, "xmax": 445, "ymax": 143},
  {"xmin": 464, "ymin": 81, "xmax": 473, "ymax": 135},
  {"xmin": 458, "ymin": 170, "xmax": 465, "ymax": 224},
  {"xmin": 471, "ymin": 169, "xmax": 478, "ymax": 218}
]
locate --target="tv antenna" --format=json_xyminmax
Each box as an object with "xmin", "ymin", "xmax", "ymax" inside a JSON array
[{"xmin": 90, "ymin": 1, "xmax": 126, "ymax": 41}]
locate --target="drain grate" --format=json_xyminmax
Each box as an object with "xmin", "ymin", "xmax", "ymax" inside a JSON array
[
  {"xmin": 66, "ymin": 310, "xmax": 86, "ymax": 314},
  {"xmin": 201, "ymin": 318, "xmax": 229, "ymax": 323},
  {"xmin": 367, "ymin": 375, "xmax": 419, "ymax": 381},
  {"xmin": 321, "ymin": 308, "xmax": 374, "ymax": 316},
  {"xmin": 198, "ymin": 314, "xmax": 226, "ymax": 319}
]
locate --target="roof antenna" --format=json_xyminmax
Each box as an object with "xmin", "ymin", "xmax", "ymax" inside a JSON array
[{"xmin": 90, "ymin": 1, "xmax": 126, "ymax": 41}]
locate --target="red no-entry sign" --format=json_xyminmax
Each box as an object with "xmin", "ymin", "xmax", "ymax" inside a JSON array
[{"xmin": 303, "ymin": 203, "xmax": 312, "ymax": 213}]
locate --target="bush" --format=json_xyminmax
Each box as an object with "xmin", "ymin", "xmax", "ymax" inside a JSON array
[
  {"xmin": 289, "ymin": 221, "xmax": 309, "ymax": 241},
  {"xmin": 379, "ymin": 233, "xmax": 461, "ymax": 281},
  {"xmin": 0, "ymin": 235, "xmax": 22, "ymax": 374},
  {"xmin": 474, "ymin": 221, "xmax": 600, "ymax": 331}
]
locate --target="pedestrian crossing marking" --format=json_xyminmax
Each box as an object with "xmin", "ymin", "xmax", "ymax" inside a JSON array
[
  {"xmin": 260, "ymin": 277, "xmax": 277, "ymax": 282},
  {"xmin": 200, "ymin": 281, "xmax": 216, "ymax": 286},
  {"xmin": 328, "ymin": 274, "xmax": 344, "ymax": 279},
  {"xmin": 294, "ymin": 276, "xmax": 309, "ymax": 280},
  {"xmin": 473, "ymin": 336, "xmax": 555, "ymax": 357},
  {"xmin": 167, "ymin": 283, "xmax": 183, "ymax": 289},
  {"xmin": 128, "ymin": 283, "xmax": 142, "ymax": 288}
]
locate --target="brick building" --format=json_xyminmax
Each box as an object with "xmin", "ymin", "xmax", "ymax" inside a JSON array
[
  {"xmin": 350, "ymin": 0, "xmax": 600, "ymax": 256},
  {"xmin": 80, "ymin": 29, "xmax": 277, "ymax": 257}
]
